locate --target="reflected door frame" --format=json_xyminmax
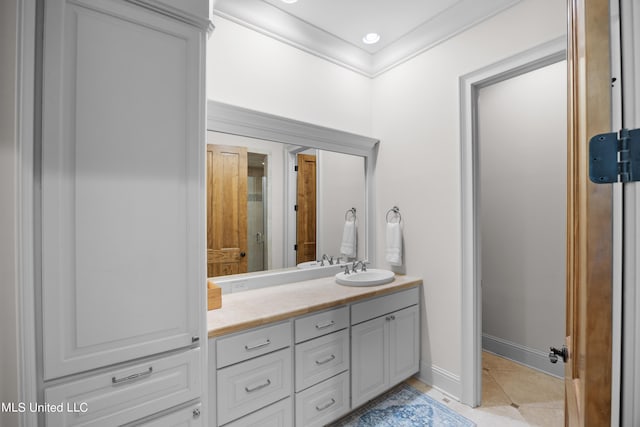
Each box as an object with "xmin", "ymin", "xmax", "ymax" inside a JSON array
[{"xmin": 285, "ymin": 147, "xmax": 320, "ymax": 267}]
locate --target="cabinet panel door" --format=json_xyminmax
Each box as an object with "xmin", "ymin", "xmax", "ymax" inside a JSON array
[
  {"xmin": 389, "ymin": 305, "xmax": 420, "ymax": 385},
  {"xmin": 351, "ymin": 316, "xmax": 388, "ymax": 407},
  {"xmin": 41, "ymin": 0, "xmax": 205, "ymax": 380}
]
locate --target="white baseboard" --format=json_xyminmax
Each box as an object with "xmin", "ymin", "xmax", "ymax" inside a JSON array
[
  {"xmin": 482, "ymin": 333, "xmax": 563, "ymax": 378},
  {"xmin": 417, "ymin": 362, "xmax": 461, "ymax": 400}
]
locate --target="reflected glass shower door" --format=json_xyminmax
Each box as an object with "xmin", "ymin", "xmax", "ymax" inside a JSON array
[{"xmin": 247, "ymin": 153, "xmax": 267, "ymax": 272}]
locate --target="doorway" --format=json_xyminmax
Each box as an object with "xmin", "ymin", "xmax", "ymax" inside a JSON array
[
  {"xmin": 206, "ymin": 144, "xmax": 270, "ymax": 277},
  {"xmin": 478, "ymin": 59, "xmax": 567, "ymax": 377},
  {"xmin": 476, "ymin": 59, "xmax": 567, "ymax": 420},
  {"xmin": 459, "ymin": 37, "xmax": 567, "ymax": 407},
  {"xmin": 247, "ymin": 152, "xmax": 268, "ymax": 272}
]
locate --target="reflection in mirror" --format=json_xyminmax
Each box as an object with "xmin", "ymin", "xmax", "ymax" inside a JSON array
[
  {"xmin": 206, "ymin": 100, "xmax": 379, "ymax": 283},
  {"xmin": 206, "ymin": 131, "xmax": 366, "ymax": 277}
]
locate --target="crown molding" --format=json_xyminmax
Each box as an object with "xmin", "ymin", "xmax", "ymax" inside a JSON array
[{"xmin": 213, "ymin": 0, "xmax": 523, "ymax": 78}]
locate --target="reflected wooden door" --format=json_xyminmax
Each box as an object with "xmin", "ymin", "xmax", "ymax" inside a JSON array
[
  {"xmin": 296, "ymin": 153, "xmax": 317, "ymax": 264},
  {"xmin": 566, "ymin": 0, "xmax": 613, "ymax": 425},
  {"xmin": 207, "ymin": 144, "xmax": 248, "ymax": 277}
]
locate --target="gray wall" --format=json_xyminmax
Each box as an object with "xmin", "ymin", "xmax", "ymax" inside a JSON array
[
  {"xmin": 0, "ymin": 0, "xmax": 20, "ymax": 423},
  {"xmin": 479, "ymin": 60, "xmax": 567, "ymax": 376}
]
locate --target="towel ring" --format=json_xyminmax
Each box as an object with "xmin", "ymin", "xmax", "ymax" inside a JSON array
[
  {"xmin": 386, "ymin": 206, "xmax": 401, "ymax": 223},
  {"xmin": 345, "ymin": 207, "xmax": 357, "ymax": 221}
]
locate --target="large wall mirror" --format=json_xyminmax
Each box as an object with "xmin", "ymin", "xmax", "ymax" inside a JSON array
[{"xmin": 207, "ymin": 101, "xmax": 379, "ymax": 280}]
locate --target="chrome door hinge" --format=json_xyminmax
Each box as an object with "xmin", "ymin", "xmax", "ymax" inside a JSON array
[{"xmin": 590, "ymin": 128, "xmax": 640, "ymax": 183}]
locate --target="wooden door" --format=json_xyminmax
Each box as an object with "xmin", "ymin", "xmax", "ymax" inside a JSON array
[
  {"xmin": 207, "ymin": 144, "xmax": 248, "ymax": 277},
  {"xmin": 566, "ymin": 0, "xmax": 613, "ymax": 425},
  {"xmin": 296, "ymin": 153, "xmax": 317, "ymax": 264}
]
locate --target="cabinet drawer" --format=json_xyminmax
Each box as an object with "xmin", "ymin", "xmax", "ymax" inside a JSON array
[
  {"xmin": 295, "ymin": 306, "xmax": 349, "ymax": 343},
  {"xmin": 134, "ymin": 403, "xmax": 202, "ymax": 426},
  {"xmin": 351, "ymin": 287, "xmax": 419, "ymax": 325},
  {"xmin": 217, "ymin": 348, "xmax": 292, "ymax": 425},
  {"xmin": 295, "ymin": 330, "xmax": 349, "ymax": 392},
  {"xmin": 44, "ymin": 348, "xmax": 201, "ymax": 427},
  {"xmin": 217, "ymin": 322, "xmax": 291, "ymax": 368},
  {"xmin": 224, "ymin": 397, "xmax": 293, "ymax": 427},
  {"xmin": 295, "ymin": 371, "xmax": 350, "ymax": 427}
]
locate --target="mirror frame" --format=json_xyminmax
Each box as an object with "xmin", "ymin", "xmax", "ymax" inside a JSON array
[{"xmin": 207, "ymin": 100, "xmax": 379, "ymax": 282}]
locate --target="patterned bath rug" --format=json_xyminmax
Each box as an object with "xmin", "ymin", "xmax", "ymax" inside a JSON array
[{"xmin": 329, "ymin": 383, "xmax": 476, "ymax": 427}]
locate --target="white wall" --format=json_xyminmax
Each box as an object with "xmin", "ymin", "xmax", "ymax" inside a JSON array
[
  {"xmin": 207, "ymin": 16, "xmax": 373, "ymax": 137},
  {"xmin": 478, "ymin": 61, "xmax": 566, "ymax": 375},
  {"xmin": 207, "ymin": 131, "xmax": 286, "ymax": 270},
  {"xmin": 371, "ymin": 0, "xmax": 566, "ymax": 394},
  {"xmin": 207, "ymin": 0, "xmax": 566, "ymax": 399},
  {"xmin": 0, "ymin": 0, "xmax": 19, "ymax": 424}
]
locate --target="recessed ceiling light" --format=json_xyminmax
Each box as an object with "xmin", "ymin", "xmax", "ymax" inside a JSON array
[
  {"xmin": 281, "ymin": 0, "xmax": 298, "ymax": 3},
  {"xmin": 362, "ymin": 33, "xmax": 381, "ymax": 45}
]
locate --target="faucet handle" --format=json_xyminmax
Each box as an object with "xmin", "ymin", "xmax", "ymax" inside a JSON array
[{"xmin": 344, "ymin": 265, "xmax": 350, "ymax": 275}]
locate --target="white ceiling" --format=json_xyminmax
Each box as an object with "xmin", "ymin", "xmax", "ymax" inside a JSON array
[{"xmin": 213, "ymin": 0, "xmax": 523, "ymax": 77}]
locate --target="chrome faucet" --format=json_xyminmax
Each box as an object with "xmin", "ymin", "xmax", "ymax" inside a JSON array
[
  {"xmin": 321, "ymin": 254, "xmax": 334, "ymax": 266},
  {"xmin": 351, "ymin": 260, "xmax": 367, "ymax": 273}
]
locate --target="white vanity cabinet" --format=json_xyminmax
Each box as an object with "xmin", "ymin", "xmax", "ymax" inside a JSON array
[
  {"xmin": 209, "ymin": 284, "xmax": 421, "ymax": 426},
  {"xmin": 351, "ymin": 288, "xmax": 420, "ymax": 408},
  {"xmin": 39, "ymin": 0, "xmax": 209, "ymax": 424}
]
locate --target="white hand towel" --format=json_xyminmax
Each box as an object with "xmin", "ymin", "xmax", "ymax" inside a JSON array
[
  {"xmin": 385, "ymin": 222, "xmax": 403, "ymax": 266},
  {"xmin": 340, "ymin": 220, "xmax": 357, "ymax": 258}
]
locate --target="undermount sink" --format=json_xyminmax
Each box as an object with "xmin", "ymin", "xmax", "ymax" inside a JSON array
[{"xmin": 335, "ymin": 269, "xmax": 395, "ymax": 287}]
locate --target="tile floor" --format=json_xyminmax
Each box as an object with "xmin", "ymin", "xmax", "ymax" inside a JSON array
[{"xmin": 406, "ymin": 351, "xmax": 564, "ymax": 426}]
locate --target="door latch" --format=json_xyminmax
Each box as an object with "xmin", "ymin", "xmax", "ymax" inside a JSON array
[{"xmin": 548, "ymin": 346, "xmax": 568, "ymax": 364}]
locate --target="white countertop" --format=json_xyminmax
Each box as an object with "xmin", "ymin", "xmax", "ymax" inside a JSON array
[{"xmin": 207, "ymin": 274, "xmax": 422, "ymax": 338}]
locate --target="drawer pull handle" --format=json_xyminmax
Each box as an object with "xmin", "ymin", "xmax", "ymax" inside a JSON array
[
  {"xmin": 316, "ymin": 398, "xmax": 336, "ymax": 411},
  {"xmin": 315, "ymin": 354, "xmax": 336, "ymax": 365},
  {"xmin": 245, "ymin": 339, "xmax": 271, "ymax": 351},
  {"xmin": 245, "ymin": 378, "xmax": 271, "ymax": 393},
  {"xmin": 111, "ymin": 367, "xmax": 152, "ymax": 385},
  {"xmin": 386, "ymin": 315, "xmax": 396, "ymax": 321},
  {"xmin": 315, "ymin": 320, "xmax": 335, "ymax": 330}
]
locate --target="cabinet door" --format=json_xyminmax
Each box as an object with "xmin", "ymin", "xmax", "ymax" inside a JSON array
[
  {"xmin": 41, "ymin": 0, "xmax": 205, "ymax": 380},
  {"xmin": 351, "ymin": 316, "xmax": 388, "ymax": 407},
  {"xmin": 389, "ymin": 305, "xmax": 420, "ymax": 385}
]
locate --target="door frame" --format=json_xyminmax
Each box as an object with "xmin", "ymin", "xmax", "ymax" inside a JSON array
[
  {"xmin": 619, "ymin": 0, "xmax": 640, "ymax": 424},
  {"xmin": 459, "ymin": 36, "xmax": 566, "ymax": 406}
]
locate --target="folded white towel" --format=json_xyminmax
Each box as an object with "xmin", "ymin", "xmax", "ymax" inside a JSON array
[
  {"xmin": 340, "ymin": 220, "xmax": 357, "ymax": 259},
  {"xmin": 385, "ymin": 222, "xmax": 403, "ymax": 266}
]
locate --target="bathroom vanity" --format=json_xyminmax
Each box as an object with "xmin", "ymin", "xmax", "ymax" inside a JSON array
[{"xmin": 207, "ymin": 275, "xmax": 422, "ymax": 427}]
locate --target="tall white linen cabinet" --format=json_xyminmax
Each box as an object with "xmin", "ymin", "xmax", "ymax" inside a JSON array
[{"xmin": 37, "ymin": 0, "xmax": 210, "ymax": 425}]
